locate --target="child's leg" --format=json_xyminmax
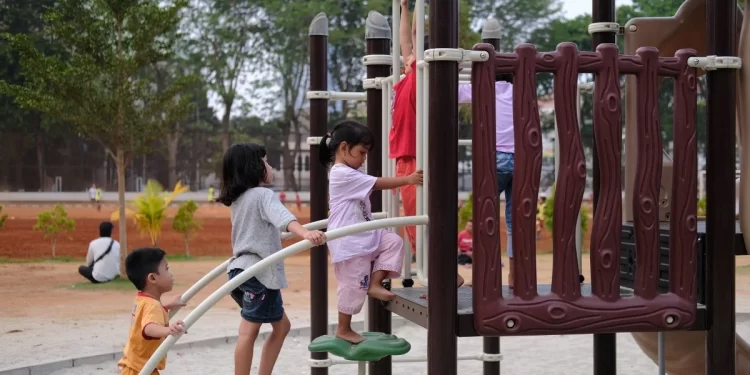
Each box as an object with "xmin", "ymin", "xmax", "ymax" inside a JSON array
[
  {"xmin": 396, "ymin": 157, "xmax": 417, "ymax": 257},
  {"xmin": 368, "ymin": 231, "xmax": 402, "ymax": 301},
  {"xmin": 258, "ymin": 312, "xmax": 291, "ymax": 375},
  {"xmin": 334, "ymin": 258, "xmax": 370, "ymax": 343},
  {"xmin": 235, "ymin": 319, "xmax": 261, "ymax": 375}
]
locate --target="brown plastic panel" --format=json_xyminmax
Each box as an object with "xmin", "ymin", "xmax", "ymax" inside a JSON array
[{"xmin": 471, "ymin": 43, "xmax": 698, "ymax": 336}]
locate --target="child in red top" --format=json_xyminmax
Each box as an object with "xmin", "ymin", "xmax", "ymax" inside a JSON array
[
  {"xmin": 392, "ymin": 0, "xmax": 464, "ymax": 290},
  {"xmin": 457, "ymin": 220, "xmax": 473, "ymax": 267}
]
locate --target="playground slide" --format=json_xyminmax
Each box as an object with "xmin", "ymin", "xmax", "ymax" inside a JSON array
[{"xmin": 622, "ymin": 0, "xmax": 750, "ymax": 372}]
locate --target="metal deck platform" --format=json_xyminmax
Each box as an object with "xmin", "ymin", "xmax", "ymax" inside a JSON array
[{"xmin": 388, "ymin": 285, "xmax": 707, "ymax": 337}]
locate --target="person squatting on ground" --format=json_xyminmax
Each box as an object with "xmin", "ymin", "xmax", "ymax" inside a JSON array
[
  {"xmin": 217, "ymin": 143, "xmax": 326, "ymax": 375},
  {"xmin": 319, "ymin": 120, "xmax": 423, "ymax": 344},
  {"xmin": 78, "ymin": 221, "xmax": 121, "ymax": 284},
  {"xmin": 457, "ymin": 220, "xmax": 473, "ymax": 267},
  {"xmin": 118, "ymin": 248, "xmax": 187, "ymax": 375}
]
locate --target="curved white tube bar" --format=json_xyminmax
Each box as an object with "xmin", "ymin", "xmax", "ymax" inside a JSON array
[
  {"xmin": 140, "ymin": 215, "xmax": 430, "ymax": 375},
  {"xmin": 167, "ymin": 212, "xmax": 389, "ymax": 318}
]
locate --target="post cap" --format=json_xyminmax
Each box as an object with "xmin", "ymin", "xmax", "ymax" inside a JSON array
[
  {"xmin": 309, "ymin": 12, "xmax": 329, "ymax": 36},
  {"xmin": 481, "ymin": 17, "xmax": 502, "ymax": 40},
  {"xmin": 366, "ymin": 11, "xmax": 391, "ymax": 39}
]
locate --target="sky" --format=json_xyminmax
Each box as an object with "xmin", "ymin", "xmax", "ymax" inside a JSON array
[{"xmin": 209, "ymin": 0, "xmax": 636, "ymax": 121}]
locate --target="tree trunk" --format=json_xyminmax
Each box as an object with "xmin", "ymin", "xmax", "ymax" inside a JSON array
[
  {"xmin": 185, "ymin": 233, "xmax": 190, "ymax": 257},
  {"xmin": 116, "ymin": 147, "xmax": 128, "ymax": 277},
  {"xmin": 166, "ymin": 131, "xmax": 180, "ymax": 188},
  {"xmin": 51, "ymin": 237, "xmax": 57, "ymax": 258},
  {"xmin": 280, "ymin": 123, "xmax": 298, "ymax": 191},
  {"xmin": 34, "ymin": 115, "xmax": 45, "ymax": 192},
  {"xmin": 221, "ymin": 100, "xmax": 233, "ymax": 153}
]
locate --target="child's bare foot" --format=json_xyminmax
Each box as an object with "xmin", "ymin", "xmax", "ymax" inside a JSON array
[
  {"xmin": 368, "ymin": 284, "xmax": 396, "ymax": 302},
  {"xmin": 336, "ymin": 329, "xmax": 365, "ymax": 344}
]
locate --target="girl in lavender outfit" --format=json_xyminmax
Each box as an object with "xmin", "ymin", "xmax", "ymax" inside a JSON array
[{"xmin": 319, "ymin": 120, "xmax": 423, "ymax": 344}]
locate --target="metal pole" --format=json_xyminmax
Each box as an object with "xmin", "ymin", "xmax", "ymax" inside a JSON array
[
  {"xmin": 705, "ymin": 0, "xmax": 737, "ymax": 372},
  {"xmin": 482, "ymin": 17, "xmax": 502, "ymax": 375},
  {"xmin": 591, "ymin": 0, "xmax": 617, "ymax": 372},
  {"xmin": 309, "ymin": 13, "xmax": 330, "ymax": 375},
  {"xmin": 657, "ymin": 332, "xmax": 665, "ymax": 375},
  {"xmin": 365, "ymin": 11, "xmax": 393, "ymax": 375},
  {"xmin": 427, "ymin": 0, "xmax": 459, "ymax": 374}
]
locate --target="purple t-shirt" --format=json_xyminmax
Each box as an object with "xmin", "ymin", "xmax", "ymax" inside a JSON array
[
  {"xmin": 327, "ymin": 164, "xmax": 383, "ymax": 263},
  {"xmin": 458, "ymin": 81, "xmax": 514, "ymax": 153}
]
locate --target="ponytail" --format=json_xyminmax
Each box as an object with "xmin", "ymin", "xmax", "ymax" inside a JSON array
[
  {"xmin": 318, "ymin": 133, "xmax": 334, "ymax": 167},
  {"xmin": 317, "ymin": 120, "xmax": 375, "ymax": 167}
]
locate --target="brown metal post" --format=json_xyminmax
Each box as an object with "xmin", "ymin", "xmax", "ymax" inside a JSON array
[
  {"xmin": 365, "ymin": 11, "xmax": 393, "ymax": 375},
  {"xmin": 591, "ymin": 0, "xmax": 616, "ymax": 372},
  {"xmin": 308, "ymin": 13, "xmax": 329, "ymax": 375},
  {"xmin": 428, "ymin": 0, "xmax": 458, "ymax": 374},
  {"xmin": 481, "ymin": 17, "xmax": 502, "ymax": 375},
  {"xmin": 705, "ymin": 0, "xmax": 737, "ymax": 372}
]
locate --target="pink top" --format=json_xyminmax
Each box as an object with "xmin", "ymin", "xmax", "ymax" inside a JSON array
[
  {"xmin": 458, "ymin": 82, "xmax": 514, "ymax": 153},
  {"xmin": 326, "ymin": 164, "xmax": 382, "ymax": 263}
]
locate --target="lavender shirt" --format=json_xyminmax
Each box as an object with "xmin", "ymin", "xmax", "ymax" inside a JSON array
[{"xmin": 458, "ymin": 82, "xmax": 514, "ymax": 153}]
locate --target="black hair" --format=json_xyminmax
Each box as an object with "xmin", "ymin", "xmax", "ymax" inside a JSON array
[
  {"xmin": 216, "ymin": 143, "xmax": 268, "ymax": 206},
  {"xmin": 318, "ymin": 120, "xmax": 375, "ymax": 167},
  {"xmin": 99, "ymin": 221, "xmax": 113, "ymax": 237},
  {"xmin": 424, "ymin": 35, "xmax": 429, "ymax": 50},
  {"xmin": 126, "ymin": 248, "xmax": 166, "ymax": 291},
  {"xmin": 496, "ymin": 72, "xmax": 513, "ymax": 84}
]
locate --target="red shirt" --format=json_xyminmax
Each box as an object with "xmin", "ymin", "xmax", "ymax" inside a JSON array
[
  {"xmin": 457, "ymin": 230, "xmax": 473, "ymax": 253},
  {"xmin": 390, "ymin": 61, "xmax": 417, "ymax": 159}
]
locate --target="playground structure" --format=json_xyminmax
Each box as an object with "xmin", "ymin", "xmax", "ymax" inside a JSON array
[{"xmin": 134, "ymin": 0, "xmax": 749, "ymax": 374}]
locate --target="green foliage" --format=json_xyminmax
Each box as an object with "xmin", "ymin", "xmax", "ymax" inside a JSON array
[
  {"xmin": 33, "ymin": 204, "xmax": 75, "ymax": 258},
  {"xmin": 458, "ymin": 193, "xmax": 473, "ymax": 231},
  {"xmin": 541, "ymin": 184, "xmax": 590, "ymax": 234},
  {"xmin": 0, "ymin": 205, "xmax": 7, "ymax": 230},
  {"xmin": 698, "ymin": 195, "xmax": 707, "ymax": 217},
  {"xmin": 112, "ymin": 180, "xmax": 188, "ymax": 246},
  {"xmin": 172, "ymin": 199, "xmax": 202, "ymax": 257}
]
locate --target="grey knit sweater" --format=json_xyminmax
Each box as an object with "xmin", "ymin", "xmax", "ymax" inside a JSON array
[{"xmin": 227, "ymin": 187, "xmax": 296, "ymax": 289}]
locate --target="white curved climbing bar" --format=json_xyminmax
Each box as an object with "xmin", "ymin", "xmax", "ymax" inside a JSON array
[
  {"xmin": 167, "ymin": 212, "xmax": 389, "ymax": 318},
  {"xmin": 140, "ymin": 215, "xmax": 429, "ymax": 375}
]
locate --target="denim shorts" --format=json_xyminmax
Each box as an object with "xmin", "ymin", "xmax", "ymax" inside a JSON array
[
  {"xmin": 228, "ymin": 268, "xmax": 284, "ymax": 324},
  {"xmin": 497, "ymin": 151, "xmax": 514, "ymax": 258}
]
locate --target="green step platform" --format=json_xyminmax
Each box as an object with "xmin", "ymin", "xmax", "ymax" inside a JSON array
[{"xmin": 308, "ymin": 332, "xmax": 411, "ymax": 362}]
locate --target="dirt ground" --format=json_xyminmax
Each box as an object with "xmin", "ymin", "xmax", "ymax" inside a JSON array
[{"xmin": 0, "ymin": 203, "xmax": 565, "ymax": 259}]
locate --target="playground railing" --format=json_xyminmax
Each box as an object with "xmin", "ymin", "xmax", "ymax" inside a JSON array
[{"xmin": 140, "ymin": 214, "xmax": 430, "ymax": 375}]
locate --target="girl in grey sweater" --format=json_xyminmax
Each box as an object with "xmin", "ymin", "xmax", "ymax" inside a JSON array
[{"xmin": 217, "ymin": 143, "xmax": 326, "ymax": 375}]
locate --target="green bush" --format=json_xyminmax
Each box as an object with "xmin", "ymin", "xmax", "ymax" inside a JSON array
[
  {"xmin": 33, "ymin": 204, "xmax": 76, "ymax": 258},
  {"xmin": 0, "ymin": 205, "xmax": 7, "ymax": 230},
  {"xmin": 697, "ymin": 195, "xmax": 707, "ymax": 217},
  {"xmin": 172, "ymin": 200, "xmax": 202, "ymax": 257},
  {"xmin": 541, "ymin": 183, "xmax": 589, "ymax": 234},
  {"xmin": 458, "ymin": 193, "xmax": 473, "ymax": 231}
]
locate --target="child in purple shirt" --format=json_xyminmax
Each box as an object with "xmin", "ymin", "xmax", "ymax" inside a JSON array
[{"xmin": 319, "ymin": 120, "xmax": 423, "ymax": 344}]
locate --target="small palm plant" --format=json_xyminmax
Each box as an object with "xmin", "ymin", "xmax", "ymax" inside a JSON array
[
  {"xmin": 172, "ymin": 200, "xmax": 202, "ymax": 257},
  {"xmin": 111, "ymin": 180, "xmax": 188, "ymax": 246}
]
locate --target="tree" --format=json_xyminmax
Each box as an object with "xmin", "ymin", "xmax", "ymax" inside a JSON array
[
  {"xmin": 0, "ymin": 205, "xmax": 7, "ymax": 230},
  {"xmin": 186, "ymin": 0, "xmax": 260, "ymax": 154},
  {"xmin": 33, "ymin": 204, "xmax": 75, "ymax": 258},
  {"xmin": 0, "ymin": 0, "xmax": 195, "ymax": 276},
  {"xmin": 172, "ymin": 199, "xmax": 201, "ymax": 257},
  {"xmin": 471, "ymin": 0, "xmax": 562, "ymax": 51},
  {"xmin": 113, "ymin": 179, "xmax": 188, "ymax": 246}
]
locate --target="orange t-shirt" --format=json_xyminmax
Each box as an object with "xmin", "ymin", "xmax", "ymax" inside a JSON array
[
  {"xmin": 117, "ymin": 292, "xmax": 169, "ymax": 374},
  {"xmin": 390, "ymin": 61, "xmax": 417, "ymax": 159}
]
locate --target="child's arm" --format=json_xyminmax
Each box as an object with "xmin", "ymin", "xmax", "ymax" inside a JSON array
[
  {"xmin": 373, "ymin": 169, "xmax": 423, "ymax": 191},
  {"xmin": 286, "ymin": 221, "xmax": 326, "ymax": 246},
  {"xmin": 144, "ymin": 321, "xmax": 186, "ymax": 338},
  {"xmin": 400, "ymin": 0, "xmax": 413, "ymax": 62}
]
